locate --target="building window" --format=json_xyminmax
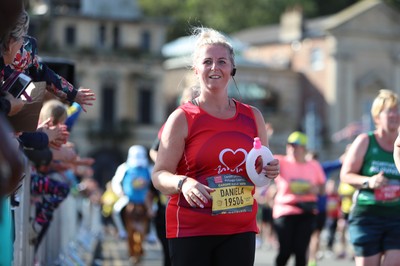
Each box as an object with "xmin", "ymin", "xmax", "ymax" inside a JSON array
[
  {"xmin": 113, "ymin": 26, "xmax": 120, "ymax": 49},
  {"xmin": 98, "ymin": 24, "xmax": 106, "ymax": 47},
  {"xmin": 140, "ymin": 30, "xmax": 151, "ymax": 52},
  {"xmin": 101, "ymin": 86, "xmax": 115, "ymax": 130},
  {"xmin": 229, "ymin": 83, "xmax": 278, "ymax": 113},
  {"xmin": 263, "ymin": 89, "xmax": 279, "ymax": 113},
  {"xmin": 310, "ymin": 48, "xmax": 324, "ymax": 71},
  {"xmin": 65, "ymin": 26, "xmax": 76, "ymax": 46},
  {"xmin": 138, "ymin": 88, "xmax": 152, "ymax": 124}
]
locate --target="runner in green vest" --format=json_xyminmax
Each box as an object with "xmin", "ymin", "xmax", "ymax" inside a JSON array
[{"xmin": 340, "ymin": 89, "xmax": 400, "ymax": 266}]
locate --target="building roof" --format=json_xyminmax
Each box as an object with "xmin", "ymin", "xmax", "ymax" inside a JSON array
[
  {"xmin": 81, "ymin": 0, "xmax": 142, "ymax": 19},
  {"xmin": 233, "ymin": 0, "xmax": 385, "ymax": 45},
  {"xmin": 162, "ymin": 34, "xmax": 248, "ymax": 58},
  {"xmin": 163, "ymin": 54, "xmax": 269, "ymax": 70},
  {"xmin": 321, "ymin": 0, "xmax": 381, "ymax": 30}
]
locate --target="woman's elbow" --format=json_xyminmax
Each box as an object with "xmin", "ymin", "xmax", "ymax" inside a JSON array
[
  {"xmin": 151, "ymin": 171, "xmax": 162, "ymax": 191},
  {"xmin": 339, "ymin": 170, "xmax": 350, "ymax": 184}
]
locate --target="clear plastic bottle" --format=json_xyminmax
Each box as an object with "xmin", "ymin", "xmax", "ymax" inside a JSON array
[{"xmin": 245, "ymin": 137, "xmax": 274, "ymax": 187}]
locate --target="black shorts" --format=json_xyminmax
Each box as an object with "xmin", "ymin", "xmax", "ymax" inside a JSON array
[
  {"xmin": 261, "ymin": 206, "xmax": 273, "ymax": 223},
  {"xmin": 169, "ymin": 232, "xmax": 256, "ymax": 266},
  {"xmin": 315, "ymin": 211, "xmax": 327, "ymax": 231}
]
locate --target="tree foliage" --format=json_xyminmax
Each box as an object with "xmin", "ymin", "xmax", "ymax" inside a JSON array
[{"xmin": 137, "ymin": 0, "xmax": 400, "ymax": 41}]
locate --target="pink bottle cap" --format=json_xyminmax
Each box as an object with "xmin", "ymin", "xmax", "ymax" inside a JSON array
[{"xmin": 253, "ymin": 137, "xmax": 261, "ymax": 149}]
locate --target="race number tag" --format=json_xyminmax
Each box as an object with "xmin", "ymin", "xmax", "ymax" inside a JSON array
[
  {"xmin": 289, "ymin": 179, "xmax": 312, "ymax": 195},
  {"xmin": 207, "ymin": 174, "xmax": 254, "ymax": 215},
  {"xmin": 374, "ymin": 185, "xmax": 400, "ymax": 202}
]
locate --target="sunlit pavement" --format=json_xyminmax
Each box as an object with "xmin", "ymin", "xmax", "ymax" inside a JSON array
[
  {"xmin": 92, "ymin": 231, "xmax": 162, "ymax": 266},
  {"xmin": 254, "ymin": 244, "xmax": 355, "ymax": 266},
  {"xmin": 93, "ymin": 229, "xmax": 355, "ymax": 266}
]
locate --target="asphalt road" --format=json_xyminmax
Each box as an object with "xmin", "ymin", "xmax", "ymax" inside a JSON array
[{"xmin": 93, "ymin": 228, "xmax": 355, "ymax": 266}]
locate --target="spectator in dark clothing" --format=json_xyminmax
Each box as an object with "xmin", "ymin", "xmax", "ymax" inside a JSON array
[
  {"xmin": 0, "ymin": 4, "xmax": 27, "ymax": 263},
  {"xmin": 0, "ymin": 0, "xmax": 23, "ymax": 43},
  {"xmin": 0, "ymin": 0, "xmax": 24, "ymax": 114}
]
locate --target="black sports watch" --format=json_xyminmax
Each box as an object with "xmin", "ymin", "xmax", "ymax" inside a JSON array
[
  {"xmin": 177, "ymin": 176, "xmax": 188, "ymax": 193},
  {"xmin": 361, "ymin": 179, "xmax": 370, "ymax": 189}
]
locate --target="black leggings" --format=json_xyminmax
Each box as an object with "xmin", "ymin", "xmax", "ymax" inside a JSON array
[
  {"xmin": 274, "ymin": 214, "xmax": 316, "ymax": 266},
  {"xmin": 155, "ymin": 216, "xmax": 171, "ymax": 266},
  {"xmin": 168, "ymin": 232, "xmax": 256, "ymax": 266}
]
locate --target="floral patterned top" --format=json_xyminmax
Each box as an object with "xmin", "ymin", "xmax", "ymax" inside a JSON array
[{"xmin": 1, "ymin": 35, "xmax": 77, "ymax": 103}]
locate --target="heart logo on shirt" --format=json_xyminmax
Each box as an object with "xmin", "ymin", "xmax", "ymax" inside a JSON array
[{"xmin": 219, "ymin": 148, "xmax": 247, "ymax": 171}]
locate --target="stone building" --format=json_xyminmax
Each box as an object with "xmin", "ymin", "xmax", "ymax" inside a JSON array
[
  {"xmin": 233, "ymin": 0, "xmax": 400, "ymax": 157},
  {"xmin": 28, "ymin": 0, "xmax": 400, "ymax": 185},
  {"xmin": 161, "ymin": 36, "xmax": 301, "ymax": 155},
  {"xmin": 29, "ymin": 0, "xmax": 169, "ymax": 186}
]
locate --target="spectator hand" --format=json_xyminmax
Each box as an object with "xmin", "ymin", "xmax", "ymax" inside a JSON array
[
  {"xmin": 74, "ymin": 156, "xmax": 95, "ymax": 166},
  {"xmin": 47, "ymin": 160, "xmax": 71, "ymax": 172},
  {"xmin": 75, "ymin": 87, "xmax": 96, "ymax": 112},
  {"xmin": 4, "ymin": 91, "xmax": 25, "ymax": 116},
  {"xmin": 38, "ymin": 118, "xmax": 69, "ymax": 149},
  {"xmin": 51, "ymin": 143, "xmax": 77, "ymax": 163}
]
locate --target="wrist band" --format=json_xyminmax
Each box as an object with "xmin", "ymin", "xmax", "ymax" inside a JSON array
[{"xmin": 177, "ymin": 176, "xmax": 188, "ymax": 193}]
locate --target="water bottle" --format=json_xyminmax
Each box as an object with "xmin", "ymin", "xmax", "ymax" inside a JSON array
[{"xmin": 245, "ymin": 137, "xmax": 274, "ymax": 187}]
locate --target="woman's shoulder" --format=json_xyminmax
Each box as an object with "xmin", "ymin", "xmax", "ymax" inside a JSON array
[
  {"xmin": 179, "ymin": 101, "xmax": 198, "ymax": 111},
  {"xmin": 233, "ymin": 99, "xmax": 263, "ymax": 120},
  {"xmin": 233, "ymin": 99, "xmax": 255, "ymax": 111},
  {"xmin": 173, "ymin": 103, "xmax": 194, "ymax": 118},
  {"xmin": 163, "ymin": 106, "xmax": 190, "ymax": 133},
  {"xmin": 176, "ymin": 101, "xmax": 201, "ymax": 120},
  {"xmin": 352, "ymin": 132, "xmax": 371, "ymax": 148}
]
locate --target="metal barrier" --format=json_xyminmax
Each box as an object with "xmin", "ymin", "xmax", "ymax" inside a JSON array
[{"xmin": 12, "ymin": 176, "xmax": 102, "ymax": 266}]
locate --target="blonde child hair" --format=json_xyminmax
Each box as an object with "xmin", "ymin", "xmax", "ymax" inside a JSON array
[{"xmin": 39, "ymin": 99, "xmax": 68, "ymax": 125}]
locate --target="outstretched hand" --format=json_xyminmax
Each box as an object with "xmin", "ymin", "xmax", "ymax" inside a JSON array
[
  {"xmin": 75, "ymin": 87, "xmax": 96, "ymax": 112},
  {"xmin": 37, "ymin": 118, "xmax": 69, "ymax": 149}
]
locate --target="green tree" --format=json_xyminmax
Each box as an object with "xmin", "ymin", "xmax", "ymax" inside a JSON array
[
  {"xmin": 138, "ymin": 0, "xmax": 318, "ymax": 40},
  {"xmin": 314, "ymin": 0, "xmax": 358, "ymax": 15},
  {"xmin": 138, "ymin": 0, "xmax": 400, "ymax": 41}
]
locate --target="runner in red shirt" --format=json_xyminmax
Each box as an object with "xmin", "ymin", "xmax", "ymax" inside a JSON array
[{"xmin": 152, "ymin": 27, "xmax": 279, "ymax": 266}]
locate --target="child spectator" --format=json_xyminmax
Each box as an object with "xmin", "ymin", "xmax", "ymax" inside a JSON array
[{"xmin": 29, "ymin": 99, "xmax": 78, "ymax": 249}]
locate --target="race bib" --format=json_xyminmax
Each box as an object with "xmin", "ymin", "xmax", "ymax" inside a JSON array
[
  {"xmin": 289, "ymin": 179, "xmax": 312, "ymax": 195},
  {"xmin": 374, "ymin": 185, "xmax": 400, "ymax": 202},
  {"xmin": 207, "ymin": 174, "xmax": 254, "ymax": 215}
]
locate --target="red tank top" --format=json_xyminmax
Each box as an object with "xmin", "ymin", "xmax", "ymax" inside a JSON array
[{"xmin": 166, "ymin": 99, "xmax": 260, "ymax": 238}]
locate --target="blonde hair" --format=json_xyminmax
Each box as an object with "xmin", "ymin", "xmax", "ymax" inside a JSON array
[
  {"xmin": 39, "ymin": 99, "xmax": 68, "ymax": 125},
  {"xmin": 191, "ymin": 27, "xmax": 235, "ymax": 69},
  {"xmin": 179, "ymin": 86, "xmax": 200, "ymax": 105},
  {"xmin": 370, "ymin": 89, "xmax": 398, "ymax": 120}
]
